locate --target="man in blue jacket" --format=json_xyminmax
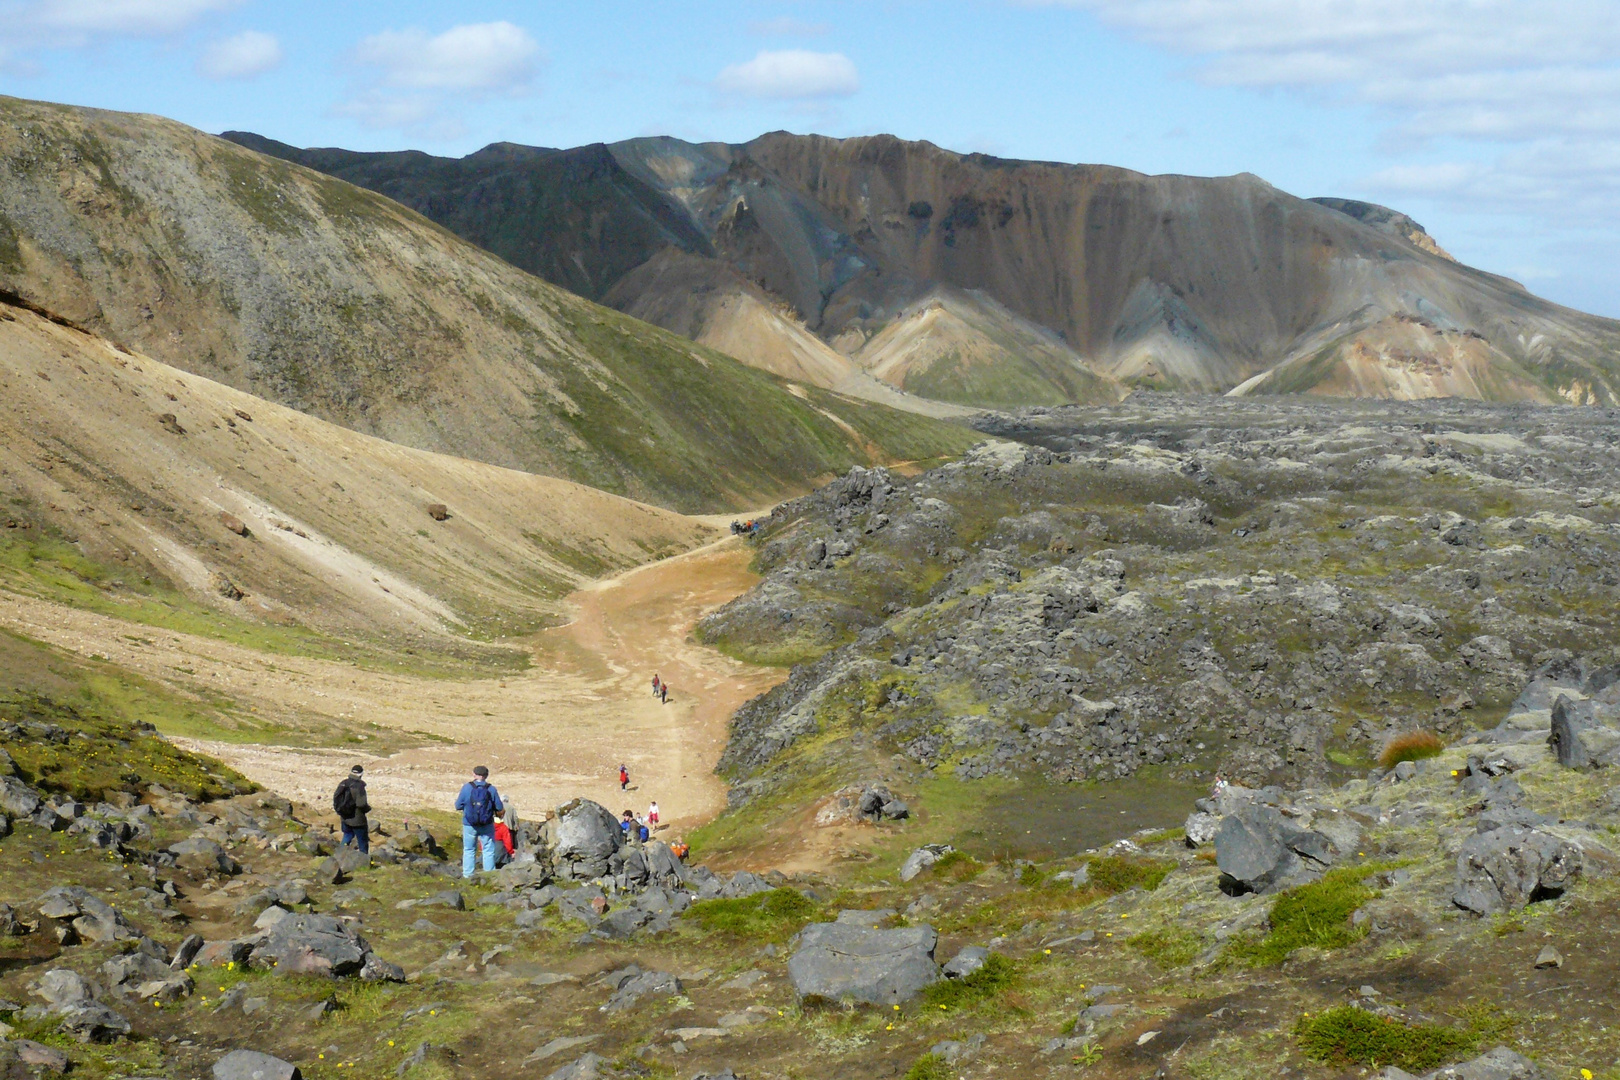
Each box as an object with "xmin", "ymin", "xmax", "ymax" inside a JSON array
[{"xmin": 454, "ymin": 765, "xmax": 504, "ymax": 878}]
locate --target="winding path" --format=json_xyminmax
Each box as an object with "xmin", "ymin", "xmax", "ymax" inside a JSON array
[{"xmin": 0, "ymin": 536, "xmax": 782, "ymax": 833}]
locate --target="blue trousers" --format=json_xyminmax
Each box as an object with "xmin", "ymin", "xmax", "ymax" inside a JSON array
[
  {"xmin": 462, "ymin": 823, "xmax": 497, "ymax": 877},
  {"xmin": 342, "ymin": 823, "xmax": 369, "ymax": 854}
]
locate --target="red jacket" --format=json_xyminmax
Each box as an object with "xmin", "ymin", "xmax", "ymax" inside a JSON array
[{"xmin": 493, "ymin": 822, "xmax": 515, "ymax": 857}]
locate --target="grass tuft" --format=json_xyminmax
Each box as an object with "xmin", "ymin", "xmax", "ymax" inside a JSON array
[
  {"xmin": 1227, "ymin": 866, "xmax": 1379, "ymax": 966},
  {"xmin": 904, "ymin": 1053, "xmax": 954, "ymax": 1080},
  {"xmin": 684, "ymin": 887, "xmax": 821, "ymax": 940},
  {"xmin": 1085, "ymin": 855, "xmax": 1176, "ymax": 895},
  {"xmin": 1377, "ymin": 731, "xmax": 1445, "ymax": 769},
  {"xmin": 1126, "ymin": 928, "xmax": 1203, "ymax": 969},
  {"xmin": 1293, "ymin": 1006, "xmax": 1489, "ymax": 1073},
  {"xmin": 930, "ymin": 850, "xmax": 984, "ymax": 881},
  {"xmin": 921, "ymin": 953, "xmax": 1018, "ymax": 1009}
]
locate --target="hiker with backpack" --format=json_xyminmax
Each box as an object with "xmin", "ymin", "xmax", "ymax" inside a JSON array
[
  {"xmin": 454, "ymin": 765, "xmax": 504, "ymax": 878},
  {"xmin": 619, "ymin": 763, "xmax": 630, "ymax": 791},
  {"xmin": 333, "ymin": 766, "xmax": 370, "ymax": 854}
]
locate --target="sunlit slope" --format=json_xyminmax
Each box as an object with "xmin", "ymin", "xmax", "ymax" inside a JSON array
[{"xmin": 0, "ymin": 96, "xmax": 973, "ymax": 513}]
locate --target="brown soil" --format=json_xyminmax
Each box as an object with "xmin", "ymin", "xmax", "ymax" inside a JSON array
[{"xmin": 0, "ymin": 537, "xmax": 782, "ymax": 834}]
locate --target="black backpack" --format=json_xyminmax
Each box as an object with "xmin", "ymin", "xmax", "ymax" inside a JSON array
[{"xmin": 333, "ymin": 780, "xmax": 356, "ymax": 818}]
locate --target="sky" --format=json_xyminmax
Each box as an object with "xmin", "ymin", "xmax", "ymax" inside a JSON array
[{"xmin": 2, "ymin": 1, "xmax": 1617, "ymax": 317}]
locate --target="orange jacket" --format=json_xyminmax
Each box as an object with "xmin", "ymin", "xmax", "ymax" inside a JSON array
[{"xmin": 493, "ymin": 822, "xmax": 515, "ymax": 856}]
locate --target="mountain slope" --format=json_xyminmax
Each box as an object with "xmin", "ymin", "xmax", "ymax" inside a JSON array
[
  {"xmin": 232, "ymin": 128, "xmax": 1620, "ymax": 405},
  {"xmin": 0, "ymin": 291, "xmax": 712, "ymax": 640},
  {"xmin": 0, "ymin": 96, "xmax": 972, "ymax": 514}
]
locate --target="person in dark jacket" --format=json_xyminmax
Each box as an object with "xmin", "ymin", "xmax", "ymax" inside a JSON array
[{"xmin": 333, "ymin": 766, "xmax": 371, "ymax": 854}]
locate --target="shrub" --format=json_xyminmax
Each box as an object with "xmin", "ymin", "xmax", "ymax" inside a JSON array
[
  {"xmin": 1086, "ymin": 856, "xmax": 1175, "ymax": 895},
  {"xmin": 931, "ymin": 850, "xmax": 983, "ymax": 881},
  {"xmin": 1378, "ymin": 731, "xmax": 1445, "ymax": 769},
  {"xmin": 1126, "ymin": 928, "xmax": 1202, "ymax": 969},
  {"xmin": 1293, "ymin": 1007, "xmax": 1481, "ymax": 1072},
  {"xmin": 684, "ymin": 887, "xmax": 819, "ymax": 939},
  {"xmin": 921, "ymin": 953, "xmax": 1018, "ymax": 1008},
  {"xmin": 904, "ymin": 1054, "xmax": 952, "ymax": 1080},
  {"xmin": 1227, "ymin": 866, "xmax": 1377, "ymax": 966}
]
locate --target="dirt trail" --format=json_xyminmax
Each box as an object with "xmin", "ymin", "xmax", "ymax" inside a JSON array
[{"xmin": 0, "ymin": 537, "xmax": 782, "ymax": 832}]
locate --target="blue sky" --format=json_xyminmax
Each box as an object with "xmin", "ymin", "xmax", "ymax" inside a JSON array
[{"xmin": 2, "ymin": 0, "xmax": 1617, "ymax": 316}]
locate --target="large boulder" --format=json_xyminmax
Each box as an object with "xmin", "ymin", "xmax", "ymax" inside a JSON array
[
  {"xmin": 169, "ymin": 837, "xmax": 241, "ymax": 875},
  {"xmin": 899, "ymin": 844, "xmax": 954, "ymax": 882},
  {"xmin": 0, "ymin": 776, "xmax": 42, "ymax": 818},
  {"xmin": 34, "ymin": 886, "xmax": 136, "ymax": 942},
  {"xmin": 787, "ymin": 922, "xmax": 941, "ymax": 1005},
  {"xmin": 56, "ymin": 1001, "xmax": 132, "ymax": 1042},
  {"xmin": 249, "ymin": 913, "xmax": 372, "ymax": 977},
  {"xmin": 214, "ymin": 1050, "xmax": 302, "ymax": 1080},
  {"xmin": 1378, "ymin": 1046, "xmax": 1549, "ymax": 1080},
  {"xmin": 1213, "ymin": 805, "xmax": 1351, "ymax": 894},
  {"xmin": 552, "ymin": 799, "xmax": 622, "ymax": 881},
  {"xmin": 1453, "ymin": 827, "xmax": 1582, "ymax": 915},
  {"xmin": 1548, "ymin": 695, "xmax": 1620, "ymax": 768}
]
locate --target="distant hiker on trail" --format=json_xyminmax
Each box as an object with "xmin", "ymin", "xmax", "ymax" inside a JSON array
[
  {"xmin": 333, "ymin": 765, "xmax": 370, "ymax": 854},
  {"xmin": 637, "ymin": 819, "xmax": 651, "ymax": 843},
  {"xmin": 660, "ymin": 683, "xmax": 668, "ymax": 704},
  {"xmin": 619, "ymin": 764, "xmax": 630, "ymax": 790},
  {"xmin": 648, "ymin": 800, "xmax": 659, "ymax": 827},
  {"xmin": 620, "ymin": 810, "xmax": 634, "ymax": 839},
  {"xmin": 652, "ymin": 674, "xmax": 661, "ymax": 697},
  {"xmin": 671, "ymin": 839, "xmax": 689, "ymax": 861},
  {"xmin": 454, "ymin": 765, "xmax": 504, "ymax": 878},
  {"xmin": 492, "ymin": 810, "xmax": 516, "ymax": 868}
]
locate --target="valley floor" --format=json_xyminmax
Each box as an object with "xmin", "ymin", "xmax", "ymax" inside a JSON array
[{"xmin": 0, "ymin": 537, "xmax": 782, "ymax": 833}]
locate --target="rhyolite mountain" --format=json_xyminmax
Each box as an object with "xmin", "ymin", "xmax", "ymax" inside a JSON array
[
  {"xmin": 0, "ymin": 96, "xmax": 973, "ymax": 515},
  {"xmin": 225, "ymin": 129, "xmax": 1620, "ymax": 407}
]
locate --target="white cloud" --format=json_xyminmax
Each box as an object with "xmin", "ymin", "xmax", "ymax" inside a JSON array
[
  {"xmin": 197, "ymin": 29, "xmax": 280, "ymax": 80},
  {"xmin": 0, "ymin": 0, "xmax": 237, "ymax": 69},
  {"xmin": 1035, "ymin": 0, "xmax": 1620, "ymax": 231},
  {"xmin": 716, "ymin": 49, "xmax": 859, "ymax": 99},
  {"xmin": 354, "ymin": 21, "xmax": 539, "ymax": 94},
  {"xmin": 27, "ymin": 0, "xmax": 237, "ymax": 36}
]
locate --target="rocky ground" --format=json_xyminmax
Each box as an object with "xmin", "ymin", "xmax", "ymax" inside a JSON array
[
  {"xmin": 3, "ymin": 646, "xmax": 1620, "ymax": 1080},
  {"xmin": 700, "ymin": 396, "xmax": 1620, "ymax": 821}
]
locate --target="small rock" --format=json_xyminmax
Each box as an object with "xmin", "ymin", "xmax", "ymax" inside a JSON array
[
  {"xmin": 218, "ymin": 512, "xmax": 248, "ymax": 536},
  {"xmin": 1137, "ymin": 1030, "xmax": 1160, "ymax": 1046},
  {"xmin": 1533, "ymin": 944, "xmax": 1563, "ymax": 969},
  {"xmin": 14, "ymin": 1040, "xmax": 71, "ymax": 1073},
  {"xmin": 942, "ymin": 946, "xmax": 989, "ymax": 979}
]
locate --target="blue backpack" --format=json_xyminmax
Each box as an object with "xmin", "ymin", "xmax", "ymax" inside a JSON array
[{"xmin": 465, "ymin": 782, "xmax": 495, "ymax": 827}]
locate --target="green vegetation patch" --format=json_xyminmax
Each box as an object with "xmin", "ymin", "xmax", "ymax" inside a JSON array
[
  {"xmin": 1293, "ymin": 1006, "xmax": 1491, "ymax": 1073},
  {"xmin": 904, "ymin": 1053, "xmax": 954, "ymax": 1080},
  {"xmin": 683, "ymin": 887, "xmax": 821, "ymax": 940},
  {"xmin": 1228, "ymin": 866, "xmax": 1380, "ymax": 966},
  {"xmin": 1085, "ymin": 855, "xmax": 1176, "ymax": 895},
  {"xmin": 1126, "ymin": 928, "xmax": 1203, "ymax": 969},
  {"xmin": 2, "ymin": 689, "xmax": 252, "ymax": 802},
  {"xmin": 920, "ymin": 952, "xmax": 1018, "ymax": 1009}
]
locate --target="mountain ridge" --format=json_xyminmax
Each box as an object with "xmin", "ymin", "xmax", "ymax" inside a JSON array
[{"xmin": 225, "ymin": 126, "xmax": 1620, "ymax": 407}]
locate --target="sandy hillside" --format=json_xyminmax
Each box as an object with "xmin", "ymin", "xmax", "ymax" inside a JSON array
[{"xmin": 0, "ymin": 295, "xmax": 714, "ymax": 638}]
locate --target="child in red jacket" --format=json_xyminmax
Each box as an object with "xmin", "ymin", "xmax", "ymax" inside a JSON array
[{"xmin": 492, "ymin": 811, "xmax": 515, "ymax": 865}]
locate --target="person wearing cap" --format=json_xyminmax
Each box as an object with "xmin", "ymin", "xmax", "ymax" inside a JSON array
[
  {"xmin": 333, "ymin": 765, "xmax": 371, "ymax": 854},
  {"xmin": 454, "ymin": 765, "xmax": 504, "ymax": 878}
]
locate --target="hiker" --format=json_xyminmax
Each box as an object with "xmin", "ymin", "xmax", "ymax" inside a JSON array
[
  {"xmin": 620, "ymin": 810, "xmax": 635, "ymax": 839},
  {"xmin": 619, "ymin": 763, "xmax": 630, "ymax": 790},
  {"xmin": 670, "ymin": 839, "xmax": 690, "ymax": 861},
  {"xmin": 652, "ymin": 674, "xmax": 660, "ymax": 697},
  {"xmin": 454, "ymin": 765, "xmax": 504, "ymax": 878},
  {"xmin": 492, "ymin": 810, "xmax": 516, "ymax": 868},
  {"xmin": 332, "ymin": 765, "xmax": 370, "ymax": 854},
  {"xmin": 648, "ymin": 800, "xmax": 660, "ymax": 827},
  {"xmin": 660, "ymin": 683, "xmax": 668, "ymax": 704},
  {"xmin": 637, "ymin": 818, "xmax": 651, "ymax": 844}
]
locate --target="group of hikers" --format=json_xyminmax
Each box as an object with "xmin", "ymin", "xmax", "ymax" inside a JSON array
[
  {"xmin": 333, "ymin": 761, "xmax": 682, "ymax": 880},
  {"xmin": 729, "ymin": 519, "xmax": 762, "ymax": 536},
  {"xmin": 651, "ymin": 673, "xmax": 669, "ymax": 703}
]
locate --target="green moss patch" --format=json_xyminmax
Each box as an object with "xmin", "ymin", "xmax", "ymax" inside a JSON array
[
  {"xmin": 683, "ymin": 887, "xmax": 821, "ymax": 940},
  {"xmin": 1228, "ymin": 866, "xmax": 1381, "ymax": 966},
  {"xmin": 1293, "ymin": 1006, "xmax": 1491, "ymax": 1073}
]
